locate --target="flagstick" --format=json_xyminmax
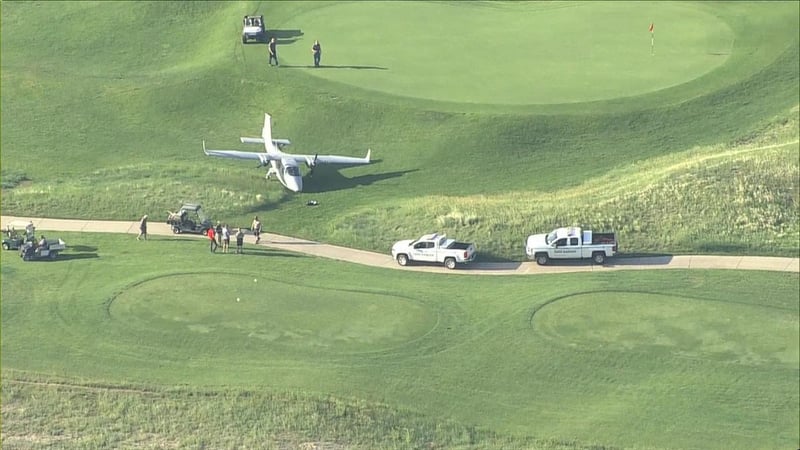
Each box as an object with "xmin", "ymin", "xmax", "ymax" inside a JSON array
[{"xmin": 650, "ymin": 32, "xmax": 654, "ymax": 55}]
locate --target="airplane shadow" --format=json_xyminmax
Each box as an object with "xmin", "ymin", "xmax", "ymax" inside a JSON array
[
  {"xmin": 280, "ymin": 64, "xmax": 388, "ymax": 70},
  {"xmin": 302, "ymin": 168, "xmax": 418, "ymax": 193}
]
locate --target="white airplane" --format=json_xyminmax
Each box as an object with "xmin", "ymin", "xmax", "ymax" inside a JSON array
[{"xmin": 203, "ymin": 113, "xmax": 371, "ymax": 192}]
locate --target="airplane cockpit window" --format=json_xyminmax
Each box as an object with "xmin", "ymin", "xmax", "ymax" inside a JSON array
[{"xmin": 285, "ymin": 166, "xmax": 300, "ymax": 177}]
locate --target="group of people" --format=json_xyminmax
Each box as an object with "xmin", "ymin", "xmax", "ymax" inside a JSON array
[
  {"xmin": 136, "ymin": 213, "xmax": 264, "ymax": 255},
  {"xmin": 267, "ymin": 38, "xmax": 322, "ymax": 68},
  {"xmin": 206, "ymin": 216, "xmax": 262, "ymax": 254}
]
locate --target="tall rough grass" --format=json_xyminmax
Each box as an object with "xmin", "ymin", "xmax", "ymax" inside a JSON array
[
  {"xmin": 328, "ymin": 113, "xmax": 800, "ymax": 260},
  {"xmin": 1, "ymin": 379, "xmax": 604, "ymax": 450}
]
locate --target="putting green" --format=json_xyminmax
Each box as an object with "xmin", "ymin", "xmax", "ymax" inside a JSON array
[
  {"xmin": 279, "ymin": 1, "xmax": 734, "ymax": 104},
  {"xmin": 533, "ymin": 291, "xmax": 799, "ymax": 366},
  {"xmin": 109, "ymin": 273, "xmax": 437, "ymax": 356}
]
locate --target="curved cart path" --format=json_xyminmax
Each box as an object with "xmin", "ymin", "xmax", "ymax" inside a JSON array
[{"xmin": 3, "ymin": 216, "xmax": 798, "ymax": 275}]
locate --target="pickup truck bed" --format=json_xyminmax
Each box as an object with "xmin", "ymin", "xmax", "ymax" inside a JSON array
[
  {"xmin": 447, "ymin": 241, "xmax": 472, "ymax": 250},
  {"xmin": 590, "ymin": 233, "xmax": 616, "ymax": 245}
]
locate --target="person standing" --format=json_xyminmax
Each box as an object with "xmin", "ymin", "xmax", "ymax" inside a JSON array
[
  {"xmin": 222, "ymin": 224, "xmax": 230, "ymax": 253},
  {"xmin": 215, "ymin": 221, "xmax": 223, "ymax": 247},
  {"xmin": 207, "ymin": 227, "xmax": 217, "ymax": 253},
  {"xmin": 235, "ymin": 227, "xmax": 245, "ymax": 254},
  {"xmin": 268, "ymin": 37, "xmax": 279, "ymax": 66},
  {"xmin": 311, "ymin": 40, "xmax": 321, "ymax": 67},
  {"xmin": 137, "ymin": 214, "xmax": 148, "ymax": 241},
  {"xmin": 251, "ymin": 216, "xmax": 262, "ymax": 244}
]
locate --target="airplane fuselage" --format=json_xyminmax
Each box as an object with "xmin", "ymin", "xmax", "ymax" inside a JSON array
[
  {"xmin": 266, "ymin": 157, "xmax": 303, "ymax": 192},
  {"xmin": 203, "ymin": 113, "xmax": 371, "ymax": 194}
]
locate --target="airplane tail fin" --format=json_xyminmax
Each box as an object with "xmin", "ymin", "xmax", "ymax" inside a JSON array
[{"xmin": 262, "ymin": 113, "xmax": 273, "ymax": 148}]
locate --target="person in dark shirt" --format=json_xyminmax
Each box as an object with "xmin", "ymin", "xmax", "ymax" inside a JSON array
[
  {"xmin": 137, "ymin": 214, "xmax": 148, "ymax": 241},
  {"xmin": 268, "ymin": 37, "xmax": 279, "ymax": 66},
  {"xmin": 235, "ymin": 228, "xmax": 245, "ymax": 254},
  {"xmin": 311, "ymin": 40, "xmax": 321, "ymax": 67}
]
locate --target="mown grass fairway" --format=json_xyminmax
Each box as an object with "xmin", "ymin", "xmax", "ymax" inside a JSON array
[
  {"xmin": 281, "ymin": 1, "xmax": 735, "ymax": 104},
  {"xmin": 1, "ymin": 232, "xmax": 798, "ymax": 449},
  {"xmin": 1, "ymin": 1, "xmax": 798, "ymax": 260},
  {"xmin": 2, "ymin": 1, "xmax": 799, "ymax": 448}
]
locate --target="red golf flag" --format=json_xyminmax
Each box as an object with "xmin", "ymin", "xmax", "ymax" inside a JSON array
[{"xmin": 649, "ymin": 23, "xmax": 654, "ymax": 32}]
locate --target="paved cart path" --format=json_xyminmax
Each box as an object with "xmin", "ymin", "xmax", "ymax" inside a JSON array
[{"xmin": 3, "ymin": 216, "xmax": 798, "ymax": 275}]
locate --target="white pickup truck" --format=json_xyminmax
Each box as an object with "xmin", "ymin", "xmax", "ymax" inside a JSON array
[
  {"xmin": 526, "ymin": 227, "xmax": 617, "ymax": 265},
  {"xmin": 391, "ymin": 233, "xmax": 476, "ymax": 269}
]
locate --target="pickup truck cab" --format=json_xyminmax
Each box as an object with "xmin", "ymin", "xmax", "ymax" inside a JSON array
[
  {"xmin": 526, "ymin": 227, "xmax": 616, "ymax": 265},
  {"xmin": 392, "ymin": 233, "xmax": 476, "ymax": 270}
]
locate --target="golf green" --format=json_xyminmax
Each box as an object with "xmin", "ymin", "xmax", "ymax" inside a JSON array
[
  {"xmin": 277, "ymin": 1, "xmax": 733, "ymax": 104},
  {"xmin": 109, "ymin": 273, "xmax": 438, "ymax": 356},
  {"xmin": 533, "ymin": 291, "xmax": 799, "ymax": 366}
]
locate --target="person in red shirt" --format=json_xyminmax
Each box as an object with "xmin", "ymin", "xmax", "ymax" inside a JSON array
[{"xmin": 207, "ymin": 227, "xmax": 217, "ymax": 253}]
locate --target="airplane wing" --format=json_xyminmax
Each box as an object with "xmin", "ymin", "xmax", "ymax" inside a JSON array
[
  {"xmin": 202, "ymin": 141, "xmax": 277, "ymax": 164},
  {"xmin": 286, "ymin": 149, "xmax": 372, "ymax": 166}
]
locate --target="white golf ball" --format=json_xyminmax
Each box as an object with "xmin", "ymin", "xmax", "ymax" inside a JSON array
[
  {"xmin": 254, "ymin": 279, "xmax": 257, "ymax": 282},
  {"xmin": 237, "ymin": 298, "xmax": 240, "ymax": 302}
]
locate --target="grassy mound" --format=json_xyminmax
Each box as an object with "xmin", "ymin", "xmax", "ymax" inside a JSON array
[
  {"xmin": 1, "ymin": 2, "xmax": 798, "ymax": 259},
  {"xmin": 1, "ymin": 232, "xmax": 798, "ymax": 449}
]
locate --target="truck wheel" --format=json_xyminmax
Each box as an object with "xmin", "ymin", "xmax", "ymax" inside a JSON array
[
  {"xmin": 49, "ymin": 251, "xmax": 58, "ymax": 260},
  {"xmin": 2, "ymin": 243, "xmax": 8, "ymax": 250},
  {"xmin": 173, "ymin": 227, "xmax": 181, "ymax": 234},
  {"xmin": 396, "ymin": 254, "xmax": 409, "ymax": 266},
  {"xmin": 592, "ymin": 252, "xmax": 606, "ymax": 265},
  {"xmin": 444, "ymin": 257, "xmax": 457, "ymax": 270},
  {"xmin": 242, "ymin": 36, "xmax": 247, "ymax": 44},
  {"xmin": 535, "ymin": 254, "xmax": 549, "ymax": 266}
]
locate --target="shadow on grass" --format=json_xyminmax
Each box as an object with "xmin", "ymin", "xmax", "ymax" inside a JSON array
[
  {"xmin": 280, "ymin": 64, "xmax": 388, "ymax": 70},
  {"xmin": 302, "ymin": 168, "xmax": 418, "ymax": 193},
  {"xmin": 222, "ymin": 247, "xmax": 307, "ymax": 259},
  {"xmin": 23, "ymin": 252, "xmax": 99, "ymax": 261},
  {"xmin": 70, "ymin": 245, "xmax": 98, "ymax": 252},
  {"xmin": 464, "ymin": 262, "xmax": 524, "ymax": 271},
  {"xmin": 209, "ymin": 248, "xmax": 310, "ymax": 262},
  {"xmin": 269, "ymin": 29, "xmax": 304, "ymax": 45}
]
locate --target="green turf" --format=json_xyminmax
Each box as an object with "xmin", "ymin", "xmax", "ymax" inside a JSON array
[
  {"xmin": 1, "ymin": 1, "xmax": 799, "ymax": 448},
  {"xmin": 2, "ymin": 232, "xmax": 798, "ymax": 449},
  {"xmin": 279, "ymin": 1, "xmax": 736, "ymax": 105},
  {"xmin": 1, "ymin": 1, "xmax": 798, "ymax": 261},
  {"xmin": 111, "ymin": 272, "xmax": 437, "ymax": 355}
]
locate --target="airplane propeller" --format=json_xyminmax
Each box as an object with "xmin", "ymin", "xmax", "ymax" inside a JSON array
[{"xmin": 307, "ymin": 154, "xmax": 318, "ymax": 177}]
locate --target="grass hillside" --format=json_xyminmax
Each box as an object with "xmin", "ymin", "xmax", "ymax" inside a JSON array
[
  {"xmin": 1, "ymin": 1, "xmax": 799, "ymax": 259},
  {"xmin": 2, "ymin": 232, "xmax": 798, "ymax": 449},
  {"xmin": 1, "ymin": 3, "xmax": 799, "ymax": 448}
]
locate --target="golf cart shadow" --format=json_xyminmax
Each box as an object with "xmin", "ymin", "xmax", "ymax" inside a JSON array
[
  {"xmin": 21, "ymin": 252, "xmax": 99, "ymax": 262},
  {"xmin": 56, "ymin": 252, "xmax": 99, "ymax": 261}
]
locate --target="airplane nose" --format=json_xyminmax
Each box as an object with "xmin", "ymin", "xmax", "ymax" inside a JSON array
[{"xmin": 287, "ymin": 177, "xmax": 302, "ymax": 192}]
